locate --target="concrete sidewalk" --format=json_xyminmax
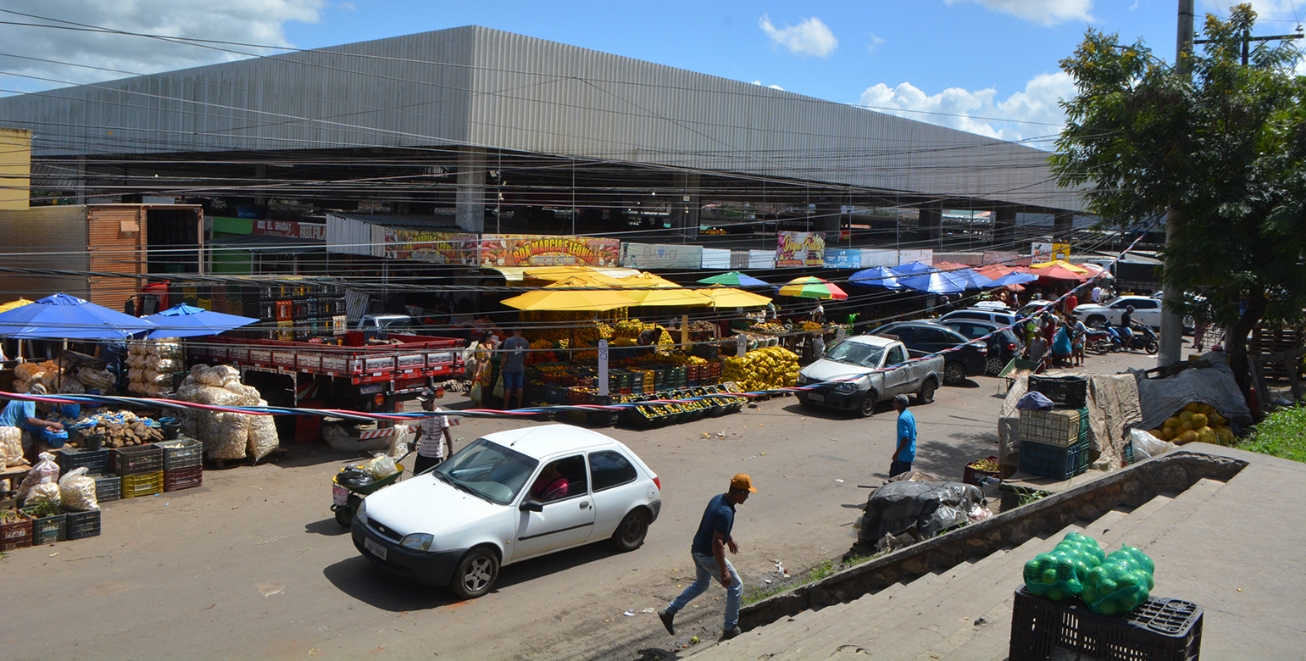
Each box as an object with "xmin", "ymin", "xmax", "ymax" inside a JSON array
[{"xmin": 690, "ymin": 444, "xmax": 1306, "ymax": 660}]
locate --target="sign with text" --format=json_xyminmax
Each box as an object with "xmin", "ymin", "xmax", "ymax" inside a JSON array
[
  {"xmin": 776, "ymin": 231, "xmax": 825, "ymax": 267},
  {"xmin": 1031, "ymin": 242, "xmax": 1071, "ymax": 261},
  {"xmin": 479, "ymin": 234, "xmax": 620, "ymax": 267},
  {"xmin": 384, "ymin": 229, "xmax": 479, "ymax": 265},
  {"xmin": 253, "ymin": 220, "xmax": 325, "ymax": 241},
  {"xmin": 824, "ymin": 248, "xmax": 862, "ymax": 269},
  {"xmin": 620, "ymin": 242, "xmax": 703, "ymax": 269}
]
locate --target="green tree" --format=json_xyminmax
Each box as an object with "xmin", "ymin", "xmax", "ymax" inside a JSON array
[{"xmin": 1052, "ymin": 4, "xmax": 1306, "ymax": 393}]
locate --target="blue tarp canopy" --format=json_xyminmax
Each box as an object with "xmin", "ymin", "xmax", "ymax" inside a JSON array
[
  {"xmin": 849, "ymin": 266, "xmax": 903, "ymax": 289},
  {"xmin": 891, "ymin": 261, "xmax": 934, "ymax": 276},
  {"xmin": 143, "ymin": 304, "xmax": 259, "ymax": 339},
  {"xmin": 990, "ymin": 272, "xmax": 1039, "ymax": 287},
  {"xmin": 0, "ymin": 293, "xmax": 156, "ymax": 340},
  {"xmin": 949, "ymin": 269, "xmax": 997, "ymax": 289},
  {"xmin": 899, "ymin": 271, "xmax": 968, "ymax": 295}
]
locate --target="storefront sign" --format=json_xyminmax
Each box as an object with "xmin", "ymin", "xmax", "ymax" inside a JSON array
[
  {"xmin": 479, "ymin": 234, "xmax": 621, "ymax": 267},
  {"xmin": 384, "ymin": 229, "xmax": 479, "ymax": 265},
  {"xmin": 620, "ymin": 242, "xmax": 703, "ymax": 269},
  {"xmin": 824, "ymin": 249, "xmax": 861, "ymax": 269},
  {"xmin": 253, "ymin": 220, "xmax": 326, "ymax": 241},
  {"xmin": 1031, "ymin": 242, "xmax": 1071, "ymax": 261},
  {"xmin": 776, "ymin": 231, "xmax": 825, "ymax": 268}
]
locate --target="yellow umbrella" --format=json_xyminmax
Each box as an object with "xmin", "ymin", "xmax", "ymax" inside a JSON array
[
  {"xmin": 616, "ymin": 272, "xmax": 682, "ymax": 289},
  {"xmin": 696, "ymin": 287, "xmax": 772, "ymax": 308},
  {"xmin": 499, "ymin": 277, "xmax": 637, "ymax": 311},
  {"xmin": 0, "ymin": 298, "xmax": 33, "ymax": 313},
  {"xmin": 625, "ymin": 288, "xmax": 713, "ymax": 307},
  {"xmin": 1028, "ymin": 259, "xmax": 1089, "ymax": 273},
  {"xmin": 521, "ymin": 267, "xmax": 627, "ymax": 288}
]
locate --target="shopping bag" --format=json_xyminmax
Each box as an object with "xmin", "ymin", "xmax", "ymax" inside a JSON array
[
  {"xmin": 469, "ymin": 382, "xmax": 483, "ymax": 404},
  {"xmin": 492, "ymin": 374, "xmax": 505, "ymax": 399}
]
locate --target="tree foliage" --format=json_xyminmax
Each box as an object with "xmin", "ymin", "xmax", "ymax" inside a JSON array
[{"xmin": 1052, "ymin": 4, "xmax": 1306, "ymax": 389}]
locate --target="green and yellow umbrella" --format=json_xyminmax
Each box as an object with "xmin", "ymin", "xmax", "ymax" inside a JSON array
[{"xmin": 777, "ymin": 276, "xmax": 847, "ymax": 300}]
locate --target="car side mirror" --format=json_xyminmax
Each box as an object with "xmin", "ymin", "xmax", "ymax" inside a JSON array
[{"xmin": 519, "ymin": 500, "xmax": 544, "ymax": 512}]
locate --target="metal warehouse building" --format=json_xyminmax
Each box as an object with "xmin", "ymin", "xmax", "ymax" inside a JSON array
[{"xmin": 0, "ymin": 25, "xmax": 1084, "ymax": 246}]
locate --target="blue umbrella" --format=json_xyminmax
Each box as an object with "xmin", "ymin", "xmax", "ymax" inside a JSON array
[
  {"xmin": 950, "ymin": 269, "xmax": 997, "ymax": 289},
  {"xmin": 0, "ymin": 293, "xmax": 156, "ymax": 340},
  {"xmin": 849, "ymin": 266, "xmax": 903, "ymax": 289},
  {"xmin": 143, "ymin": 304, "xmax": 260, "ymax": 339},
  {"xmin": 899, "ymin": 271, "xmax": 968, "ymax": 295},
  {"xmin": 990, "ymin": 272, "xmax": 1039, "ymax": 287},
  {"xmin": 891, "ymin": 261, "xmax": 934, "ymax": 276}
]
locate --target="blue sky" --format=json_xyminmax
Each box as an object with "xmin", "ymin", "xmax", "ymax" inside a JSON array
[{"xmin": 1, "ymin": 1, "xmax": 1302, "ymax": 142}]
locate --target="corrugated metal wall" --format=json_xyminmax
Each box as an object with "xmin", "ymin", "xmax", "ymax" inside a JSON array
[
  {"xmin": 0, "ymin": 205, "xmax": 90, "ymax": 300},
  {"xmin": 0, "ymin": 26, "xmax": 1081, "ymax": 211}
]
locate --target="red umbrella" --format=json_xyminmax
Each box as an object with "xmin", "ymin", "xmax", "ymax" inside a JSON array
[{"xmin": 1021, "ymin": 264, "xmax": 1088, "ymax": 282}]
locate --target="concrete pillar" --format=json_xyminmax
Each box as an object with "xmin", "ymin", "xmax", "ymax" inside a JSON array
[
  {"xmin": 814, "ymin": 198, "xmax": 841, "ymax": 236},
  {"xmin": 918, "ymin": 203, "xmax": 943, "ymax": 242},
  {"xmin": 456, "ymin": 147, "xmax": 487, "ymax": 233},
  {"xmin": 671, "ymin": 172, "xmax": 699, "ymax": 241},
  {"xmin": 1054, "ymin": 211, "xmax": 1074, "ymax": 242},
  {"xmin": 254, "ymin": 164, "xmax": 268, "ymax": 207},
  {"xmin": 993, "ymin": 207, "xmax": 1017, "ymax": 250}
]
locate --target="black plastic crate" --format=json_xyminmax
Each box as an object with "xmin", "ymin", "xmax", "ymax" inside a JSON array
[
  {"xmin": 1010, "ymin": 586, "xmax": 1202, "ymax": 661},
  {"xmin": 115, "ymin": 444, "xmax": 163, "ymax": 476},
  {"xmin": 156, "ymin": 438, "xmax": 203, "ymax": 471},
  {"xmin": 64, "ymin": 509, "xmax": 101, "ymax": 540},
  {"xmin": 1028, "ymin": 374, "xmax": 1089, "ymax": 409},
  {"xmin": 25, "ymin": 512, "xmax": 66, "ymax": 545},
  {"xmin": 94, "ymin": 474, "xmax": 121, "ymax": 503},
  {"xmin": 1019, "ymin": 438, "xmax": 1090, "ymax": 480},
  {"xmin": 57, "ymin": 448, "xmax": 112, "ymax": 476}
]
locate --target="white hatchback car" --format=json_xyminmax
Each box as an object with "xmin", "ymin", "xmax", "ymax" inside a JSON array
[{"xmin": 352, "ymin": 424, "xmax": 662, "ymax": 599}]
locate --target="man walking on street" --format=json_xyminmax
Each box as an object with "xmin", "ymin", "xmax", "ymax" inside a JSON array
[
  {"xmin": 890, "ymin": 394, "xmax": 916, "ymax": 477},
  {"xmin": 659, "ymin": 474, "xmax": 756, "ymax": 641},
  {"xmin": 500, "ymin": 328, "xmax": 530, "ymax": 409},
  {"xmin": 411, "ymin": 389, "xmax": 455, "ymax": 475}
]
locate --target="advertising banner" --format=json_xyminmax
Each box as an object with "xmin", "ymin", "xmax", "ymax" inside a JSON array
[
  {"xmin": 776, "ymin": 231, "xmax": 825, "ymax": 267},
  {"xmin": 620, "ymin": 242, "xmax": 703, "ymax": 269},
  {"xmin": 824, "ymin": 248, "xmax": 862, "ymax": 269},
  {"xmin": 253, "ymin": 220, "xmax": 326, "ymax": 241},
  {"xmin": 479, "ymin": 234, "xmax": 621, "ymax": 267},
  {"xmin": 383, "ymin": 229, "xmax": 480, "ymax": 265},
  {"xmin": 1031, "ymin": 242, "xmax": 1071, "ymax": 261}
]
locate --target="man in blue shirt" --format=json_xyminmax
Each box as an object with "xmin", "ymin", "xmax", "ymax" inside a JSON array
[
  {"xmin": 0, "ymin": 384, "xmax": 68, "ymax": 452},
  {"xmin": 890, "ymin": 394, "xmax": 917, "ymax": 477},
  {"xmin": 659, "ymin": 473, "xmax": 756, "ymax": 642}
]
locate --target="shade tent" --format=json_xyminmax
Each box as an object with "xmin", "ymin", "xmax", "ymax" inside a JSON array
[
  {"xmin": 949, "ymin": 269, "xmax": 997, "ymax": 289},
  {"xmin": 695, "ymin": 288, "xmax": 772, "ymax": 309},
  {"xmin": 0, "ymin": 293, "xmax": 156, "ymax": 340},
  {"xmin": 899, "ymin": 271, "xmax": 968, "ymax": 295},
  {"xmin": 778, "ymin": 277, "xmax": 848, "ymax": 300},
  {"xmin": 892, "ymin": 261, "xmax": 934, "ymax": 276},
  {"xmin": 1023, "ymin": 264, "xmax": 1089, "ymax": 282},
  {"xmin": 142, "ymin": 304, "xmax": 260, "ymax": 339},
  {"xmin": 849, "ymin": 267, "xmax": 903, "ymax": 289},
  {"xmin": 0, "ymin": 298, "xmax": 33, "ymax": 314},
  {"xmin": 989, "ymin": 272, "xmax": 1039, "ymax": 288},
  {"xmin": 616, "ymin": 272, "xmax": 682, "ymax": 289},
  {"xmin": 697, "ymin": 271, "xmax": 768, "ymax": 287},
  {"xmin": 499, "ymin": 278, "xmax": 637, "ymax": 312},
  {"xmin": 1028, "ymin": 260, "xmax": 1090, "ymax": 273},
  {"xmin": 623, "ymin": 288, "xmax": 713, "ymax": 307},
  {"xmin": 931, "ymin": 260, "xmax": 973, "ymax": 272}
]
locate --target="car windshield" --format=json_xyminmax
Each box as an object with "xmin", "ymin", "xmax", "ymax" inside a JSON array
[
  {"xmin": 433, "ymin": 438, "xmax": 539, "ymax": 505},
  {"xmin": 825, "ymin": 341, "xmax": 885, "ymax": 368}
]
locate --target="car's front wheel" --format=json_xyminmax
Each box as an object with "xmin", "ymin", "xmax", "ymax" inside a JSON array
[
  {"xmin": 856, "ymin": 391, "xmax": 878, "ymax": 418},
  {"xmin": 944, "ymin": 362, "xmax": 967, "ymax": 386},
  {"xmin": 611, "ymin": 509, "xmax": 649, "ymax": 552},
  {"xmin": 449, "ymin": 548, "xmax": 499, "ymax": 600}
]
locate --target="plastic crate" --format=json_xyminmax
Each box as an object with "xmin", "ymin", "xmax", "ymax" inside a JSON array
[
  {"xmin": 25, "ymin": 512, "xmax": 66, "ymax": 545},
  {"xmin": 963, "ymin": 455, "xmax": 1002, "ymax": 486},
  {"xmin": 1019, "ymin": 408, "xmax": 1089, "ymax": 448},
  {"xmin": 56, "ymin": 448, "xmax": 112, "ymax": 476},
  {"xmin": 1010, "ymin": 586, "xmax": 1203, "ymax": 661},
  {"xmin": 115, "ymin": 444, "xmax": 163, "ymax": 476},
  {"xmin": 163, "ymin": 466, "xmax": 203, "ymax": 492},
  {"xmin": 121, "ymin": 470, "xmax": 163, "ymax": 498},
  {"xmin": 94, "ymin": 474, "xmax": 121, "ymax": 503},
  {"xmin": 1019, "ymin": 438, "xmax": 1091, "ymax": 480},
  {"xmin": 155, "ymin": 438, "xmax": 203, "ymax": 471},
  {"xmin": 544, "ymin": 384, "xmax": 568, "ymax": 405},
  {"xmin": 1028, "ymin": 374, "xmax": 1088, "ymax": 409},
  {"xmin": 0, "ymin": 514, "xmax": 33, "ymax": 551},
  {"xmin": 64, "ymin": 508, "xmax": 101, "ymax": 540}
]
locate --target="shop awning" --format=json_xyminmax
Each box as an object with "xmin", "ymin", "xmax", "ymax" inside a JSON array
[
  {"xmin": 696, "ymin": 287, "xmax": 772, "ymax": 309},
  {"xmin": 624, "ymin": 288, "xmax": 713, "ymax": 307},
  {"xmin": 499, "ymin": 278, "xmax": 638, "ymax": 312}
]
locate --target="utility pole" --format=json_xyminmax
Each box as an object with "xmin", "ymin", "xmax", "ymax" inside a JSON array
[{"xmin": 1158, "ymin": 0, "xmax": 1195, "ymax": 368}]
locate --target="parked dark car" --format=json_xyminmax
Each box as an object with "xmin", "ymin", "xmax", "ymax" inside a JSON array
[
  {"xmin": 940, "ymin": 319, "xmax": 1023, "ymax": 376},
  {"xmin": 869, "ymin": 321, "xmax": 987, "ymax": 385}
]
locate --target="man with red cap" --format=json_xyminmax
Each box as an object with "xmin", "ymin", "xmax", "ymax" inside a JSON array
[{"xmin": 659, "ymin": 473, "xmax": 756, "ymax": 641}]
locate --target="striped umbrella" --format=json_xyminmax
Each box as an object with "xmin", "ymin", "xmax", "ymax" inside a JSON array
[{"xmin": 777, "ymin": 276, "xmax": 848, "ymax": 300}]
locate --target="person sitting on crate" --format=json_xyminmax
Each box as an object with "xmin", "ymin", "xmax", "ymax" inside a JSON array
[{"xmin": 1, "ymin": 384, "xmax": 69, "ymax": 458}]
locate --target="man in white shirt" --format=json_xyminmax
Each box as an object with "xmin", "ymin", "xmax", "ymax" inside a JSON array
[
  {"xmin": 1090, "ymin": 285, "xmax": 1102, "ymax": 304},
  {"xmin": 412, "ymin": 389, "xmax": 455, "ymax": 475}
]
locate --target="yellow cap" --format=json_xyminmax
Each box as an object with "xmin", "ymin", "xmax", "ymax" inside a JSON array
[{"xmin": 730, "ymin": 473, "xmax": 758, "ymax": 493}]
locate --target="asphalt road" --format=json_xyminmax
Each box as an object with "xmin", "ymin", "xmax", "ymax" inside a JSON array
[{"xmin": 0, "ymin": 350, "xmax": 1157, "ymax": 661}]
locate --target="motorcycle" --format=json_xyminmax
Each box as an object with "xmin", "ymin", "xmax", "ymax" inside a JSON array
[
  {"xmin": 1085, "ymin": 327, "xmax": 1113, "ymax": 355},
  {"xmin": 1105, "ymin": 322, "xmax": 1159, "ymax": 355}
]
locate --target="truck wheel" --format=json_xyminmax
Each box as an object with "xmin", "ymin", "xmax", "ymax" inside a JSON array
[
  {"xmin": 450, "ymin": 547, "xmax": 499, "ymax": 600},
  {"xmin": 917, "ymin": 380, "xmax": 936, "ymax": 405},
  {"xmin": 856, "ymin": 391, "xmax": 878, "ymax": 418},
  {"xmin": 944, "ymin": 362, "xmax": 967, "ymax": 386}
]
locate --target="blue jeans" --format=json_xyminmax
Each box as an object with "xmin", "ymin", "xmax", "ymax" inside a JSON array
[
  {"xmin": 502, "ymin": 370, "xmax": 524, "ymax": 391},
  {"xmin": 889, "ymin": 460, "xmax": 912, "ymax": 477},
  {"xmin": 667, "ymin": 552, "xmax": 743, "ymax": 630}
]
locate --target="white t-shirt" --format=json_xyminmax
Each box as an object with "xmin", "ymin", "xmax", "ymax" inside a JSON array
[
  {"xmin": 1091, "ymin": 286, "xmax": 1102, "ymax": 303},
  {"xmin": 416, "ymin": 411, "xmax": 453, "ymax": 459}
]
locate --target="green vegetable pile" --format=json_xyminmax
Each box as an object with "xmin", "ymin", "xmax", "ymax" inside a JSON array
[
  {"xmin": 1023, "ymin": 532, "xmax": 1155, "ymax": 616},
  {"xmin": 22, "ymin": 501, "xmax": 61, "ymax": 519}
]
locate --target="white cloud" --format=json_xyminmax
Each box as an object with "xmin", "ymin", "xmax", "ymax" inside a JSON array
[
  {"xmin": 750, "ymin": 80, "xmax": 786, "ymax": 91},
  {"xmin": 758, "ymin": 14, "xmax": 838, "ymax": 57},
  {"xmin": 856, "ymin": 71, "xmax": 1076, "ymax": 143},
  {"xmin": 945, "ymin": 0, "xmax": 1094, "ymax": 26},
  {"xmin": 0, "ymin": 1, "xmax": 323, "ymax": 93},
  {"xmin": 866, "ymin": 33, "xmax": 885, "ymax": 55}
]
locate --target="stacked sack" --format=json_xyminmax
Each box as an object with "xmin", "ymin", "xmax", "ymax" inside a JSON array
[
  {"xmin": 127, "ymin": 340, "xmax": 182, "ymax": 396},
  {"xmin": 173, "ymin": 365, "xmax": 279, "ymax": 462},
  {"xmin": 1023, "ymin": 531, "xmax": 1156, "ymax": 615},
  {"xmin": 13, "ymin": 360, "xmax": 61, "ymax": 393}
]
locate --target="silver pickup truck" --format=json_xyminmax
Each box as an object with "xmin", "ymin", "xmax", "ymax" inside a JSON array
[{"xmin": 795, "ymin": 334, "xmax": 944, "ymax": 417}]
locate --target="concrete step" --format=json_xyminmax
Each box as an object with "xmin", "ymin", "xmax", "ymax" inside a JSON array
[
  {"xmin": 1102, "ymin": 478, "xmax": 1224, "ymax": 552},
  {"xmin": 706, "ymin": 582, "xmax": 907, "ymax": 659}
]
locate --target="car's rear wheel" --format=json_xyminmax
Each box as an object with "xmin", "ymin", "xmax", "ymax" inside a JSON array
[
  {"xmin": 856, "ymin": 391, "xmax": 878, "ymax": 418},
  {"xmin": 611, "ymin": 509, "xmax": 649, "ymax": 552},
  {"xmin": 449, "ymin": 548, "xmax": 499, "ymax": 600},
  {"xmin": 944, "ymin": 362, "xmax": 966, "ymax": 386},
  {"xmin": 985, "ymin": 356, "xmax": 1004, "ymax": 376},
  {"xmin": 917, "ymin": 379, "xmax": 936, "ymax": 405}
]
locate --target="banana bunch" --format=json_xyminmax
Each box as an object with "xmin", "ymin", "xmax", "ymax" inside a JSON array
[{"xmin": 722, "ymin": 346, "xmax": 799, "ymax": 392}]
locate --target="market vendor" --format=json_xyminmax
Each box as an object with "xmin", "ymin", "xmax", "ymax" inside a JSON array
[{"xmin": 0, "ymin": 384, "xmax": 69, "ymax": 452}]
